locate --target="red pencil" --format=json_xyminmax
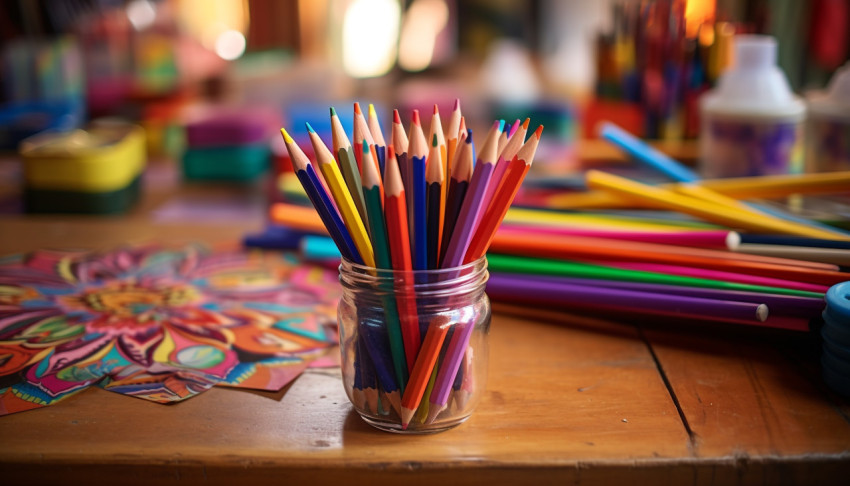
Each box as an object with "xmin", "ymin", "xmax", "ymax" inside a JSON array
[{"xmin": 383, "ymin": 147, "xmax": 421, "ymax": 372}]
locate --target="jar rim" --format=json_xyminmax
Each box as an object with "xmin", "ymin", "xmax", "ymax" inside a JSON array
[{"xmin": 339, "ymin": 256, "xmax": 487, "ymax": 278}]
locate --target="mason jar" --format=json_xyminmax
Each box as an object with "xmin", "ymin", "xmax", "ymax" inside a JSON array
[{"xmin": 337, "ymin": 256, "xmax": 490, "ymax": 433}]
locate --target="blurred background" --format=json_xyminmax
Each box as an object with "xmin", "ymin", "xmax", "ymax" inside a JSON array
[{"xmin": 1, "ymin": 0, "xmax": 848, "ymax": 216}]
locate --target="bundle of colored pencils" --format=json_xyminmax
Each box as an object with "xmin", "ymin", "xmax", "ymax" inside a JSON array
[{"xmin": 279, "ymin": 100, "xmax": 542, "ymax": 429}]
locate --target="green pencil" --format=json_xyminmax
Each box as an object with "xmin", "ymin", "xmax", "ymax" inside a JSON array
[
  {"xmin": 487, "ymin": 254, "xmax": 824, "ymax": 299},
  {"xmin": 361, "ymin": 141, "xmax": 409, "ymax": 392},
  {"xmin": 331, "ymin": 106, "xmax": 370, "ymax": 234}
]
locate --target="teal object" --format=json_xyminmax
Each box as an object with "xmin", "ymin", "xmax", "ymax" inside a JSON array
[
  {"xmin": 301, "ymin": 235, "xmax": 342, "ymax": 260},
  {"xmin": 182, "ymin": 144, "xmax": 270, "ymax": 181}
]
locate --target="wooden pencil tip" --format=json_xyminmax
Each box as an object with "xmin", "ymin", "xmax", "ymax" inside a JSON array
[
  {"xmin": 393, "ymin": 109, "xmax": 401, "ymax": 124},
  {"xmin": 354, "ymin": 102, "xmax": 361, "ymax": 115},
  {"xmin": 453, "ymin": 98, "xmax": 460, "ymax": 110},
  {"xmin": 369, "ymin": 103, "xmax": 376, "ymax": 116},
  {"xmin": 329, "ymin": 106, "xmax": 337, "ymax": 117},
  {"xmin": 497, "ymin": 119, "xmax": 505, "ymax": 132},
  {"xmin": 432, "ymin": 133, "xmax": 438, "ymax": 146},
  {"xmin": 433, "ymin": 103, "xmax": 439, "ymax": 115},
  {"xmin": 412, "ymin": 109, "xmax": 420, "ymax": 125},
  {"xmin": 362, "ymin": 140, "xmax": 370, "ymax": 154},
  {"xmin": 305, "ymin": 122, "xmax": 315, "ymax": 134},
  {"xmin": 280, "ymin": 128, "xmax": 293, "ymax": 144},
  {"xmin": 465, "ymin": 129, "xmax": 473, "ymax": 142},
  {"xmin": 522, "ymin": 118, "xmax": 530, "ymax": 129}
]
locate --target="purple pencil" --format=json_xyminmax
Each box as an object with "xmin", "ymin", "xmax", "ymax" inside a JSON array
[
  {"xmin": 480, "ymin": 118, "xmax": 529, "ymax": 212},
  {"xmin": 488, "ymin": 272, "xmax": 825, "ymax": 319},
  {"xmin": 485, "ymin": 273, "xmax": 771, "ymax": 325},
  {"xmin": 441, "ymin": 120, "xmax": 503, "ymax": 268},
  {"xmin": 425, "ymin": 319, "xmax": 475, "ymax": 424}
]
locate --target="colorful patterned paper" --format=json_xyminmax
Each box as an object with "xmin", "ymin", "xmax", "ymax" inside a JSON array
[{"xmin": 0, "ymin": 244, "xmax": 341, "ymax": 415}]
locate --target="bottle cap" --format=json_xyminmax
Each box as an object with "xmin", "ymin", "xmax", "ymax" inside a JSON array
[
  {"xmin": 701, "ymin": 35, "xmax": 805, "ymax": 121},
  {"xmin": 821, "ymin": 281, "xmax": 850, "ymax": 396}
]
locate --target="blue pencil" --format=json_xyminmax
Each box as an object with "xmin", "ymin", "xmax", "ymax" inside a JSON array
[
  {"xmin": 409, "ymin": 110, "xmax": 429, "ymax": 270},
  {"xmin": 599, "ymin": 121, "xmax": 699, "ymax": 182},
  {"xmin": 280, "ymin": 128, "xmax": 361, "ymax": 263},
  {"xmin": 359, "ymin": 319, "xmax": 402, "ymax": 416}
]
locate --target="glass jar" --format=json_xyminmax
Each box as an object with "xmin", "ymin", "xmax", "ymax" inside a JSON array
[{"xmin": 337, "ymin": 256, "xmax": 491, "ymax": 434}]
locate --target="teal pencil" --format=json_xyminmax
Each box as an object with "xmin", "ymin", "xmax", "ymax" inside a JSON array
[{"xmin": 361, "ymin": 141, "xmax": 409, "ymax": 391}]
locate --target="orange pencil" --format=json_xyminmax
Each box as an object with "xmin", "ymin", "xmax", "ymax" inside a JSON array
[
  {"xmin": 466, "ymin": 125, "xmax": 542, "ymax": 263},
  {"xmin": 445, "ymin": 98, "xmax": 462, "ymax": 179},
  {"xmin": 391, "ymin": 109, "xmax": 411, "ymax": 239},
  {"xmin": 400, "ymin": 315, "xmax": 450, "ymax": 429},
  {"xmin": 353, "ymin": 102, "xmax": 381, "ymax": 181},
  {"xmin": 480, "ymin": 118, "xmax": 530, "ymax": 211},
  {"xmin": 488, "ymin": 232, "xmax": 849, "ymax": 286},
  {"xmin": 384, "ymin": 147, "xmax": 421, "ymax": 372}
]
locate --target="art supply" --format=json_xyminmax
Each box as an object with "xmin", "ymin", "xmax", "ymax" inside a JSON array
[
  {"xmin": 441, "ymin": 130, "xmax": 472, "ymax": 259},
  {"xmin": 480, "ymin": 118, "xmax": 529, "ymax": 211},
  {"xmin": 585, "ymin": 170, "xmax": 850, "ymax": 241},
  {"xmin": 20, "ymin": 120, "xmax": 145, "ymax": 214},
  {"xmin": 401, "ymin": 315, "xmax": 450, "ymax": 429},
  {"xmin": 330, "ymin": 107, "xmax": 369, "ymax": 229},
  {"xmin": 821, "ymin": 281, "xmax": 850, "ymax": 396},
  {"xmin": 280, "ymin": 128, "xmax": 360, "ymax": 263},
  {"xmin": 409, "ymin": 110, "xmax": 429, "ymax": 270},
  {"xmin": 445, "ymin": 99, "xmax": 463, "ymax": 181},
  {"xmin": 806, "ymin": 62, "xmax": 850, "ymax": 172},
  {"xmin": 548, "ymin": 171, "xmax": 850, "ymax": 209},
  {"xmin": 499, "ymin": 225, "xmax": 732, "ymax": 249},
  {"xmin": 599, "ymin": 122, "xmax": 699, "ymax": 182},
  {"xmin": 699, "ymin": 35, "xmax": 806, "ymax": 177},
  {"xmin": 368, "ymin": 104, "xmax": 388, "ymax": 177},
  {"xmin": 391, "ymin": 109, "xmax": 412, "ymax": 245},
  {"xmin": 429, "ymin": 104, "xmax": 449, "ymax": 207},
  {"xmin": 426, "ymin": 134, "xmax": 446, "ymax": 268}
]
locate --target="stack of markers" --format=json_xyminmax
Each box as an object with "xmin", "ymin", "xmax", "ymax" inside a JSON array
[{"xmin": 280, "ymin": 100, "xmax": 542, "ymax": 429}]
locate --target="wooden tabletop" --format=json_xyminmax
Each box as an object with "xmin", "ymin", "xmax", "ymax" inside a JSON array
[{"xmin": 1, "ymin": 160, "xmax": 849, "ymax": 485}]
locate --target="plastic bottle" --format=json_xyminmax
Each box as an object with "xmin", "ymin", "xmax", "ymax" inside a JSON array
[
  {"xmin": 699, "ymin": 35, "xmax": 806, "ymax": 178},
  {"xmin": 806, "ymin": 62, "xmax": 850, "ymax": 172}
]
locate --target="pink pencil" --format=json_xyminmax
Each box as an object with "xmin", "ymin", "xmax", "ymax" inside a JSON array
[
  {"xmin": 441, "ymin": 120, "xmax": 503, "ymax": 268},
  {"xmin": 608, "ymin": 261, "xmax": 831, "ymax": 293},
  {"xmin": 481, "ymin": 118, "xmax": 529, "ymax": 212},
  {"xmin": 498, "ymin": 225, "xmax": 732, "ymax": 249}
]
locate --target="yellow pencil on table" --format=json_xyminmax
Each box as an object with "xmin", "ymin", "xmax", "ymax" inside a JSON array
[{"xmin": 585, "ymin": 170, "xmax": 850, "ymax": 241}]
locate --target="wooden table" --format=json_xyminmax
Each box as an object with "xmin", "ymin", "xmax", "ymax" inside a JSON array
[{"xmin": 1, "ymin": 161, "xmax": 849, "ymax": 485}]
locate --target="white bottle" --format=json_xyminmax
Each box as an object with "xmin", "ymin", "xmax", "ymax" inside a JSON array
[
  {"xmin": 699, "ymin": 35, "xmax": 806, "ymax": 178},
  {"xmin": 806, "ymin": 62, "xmax": 850, "ymax": 172}
]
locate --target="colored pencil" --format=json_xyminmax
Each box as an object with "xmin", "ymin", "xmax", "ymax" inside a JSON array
[
  {"xmin": 401, "ymin": 315, "xmax": 450, "ymax": 429},
  {"xmin": 465, "ymin": 125, "xmax": 542, "ymax": 263},
  {"xmin": 358, "ymin": 319, "xmax": 401, "ymax": 416},
  {"xmin": 352, "ymin": 334, "xmax": 366, "ymax": 411},
  {"xmin": 549, "ymin": 171, "xmax": 850, "ymax": 209},
  {"xmin": 441, "ymin": 130, "xmax": 472, "ymax": 260},
  {"xmin": 391, "ymin": 109, "xmax": 412, "ymax": 247},
  {"xmin": 352, "ymin": 102, "xmax": 376, "ymax": 173},
  {"xmin": 485, "ymin": 254, "xmax": 824, "ymax": 298},
  {"xmin": 368, "ymin": 103, "xmax": 387, "ymax": 178},
  {"xmin": 480, "ymin": 118, "xmax": 529, "ymax": 212},
  {"xmin": 441, "ymin": 120, "xmax": 502, "ymax": 268},
  {"xmin": 409, "ymin": 109, "xmax": 429, "ymax": 270},
  {"xmin": 585, "ymin": 170, "xmax": 850, "ymax": 241},
  {"xmin": 609, "ymin": 262, "xmax": 830, "ymax": 293},
  {"xmin": 499, "ymin": 225, "xmax": 733, "ymax": 249},
  {"xmin": 426, "ymin": 133, "xmax": 445, "ymax": 268},
  {"xmin": 486, "ymin": 274, "xmax": 774, "ymax": 326},
  {"xmin": 357, "ymin": 334, "xmax": 379, "ymax": 413},
  {"xmin": 503, "ymin": 207, "xmax": 721, "ymax": 231},
  {"xmin": 729, "ymin": 244, "xmax": 850, "ymax": 266},
  {"xmin": 269, "ymin": 202, "xmax": 330, "ymax": 234},
  {"xmin": 733, "ymin": 234, "xmax": 850, "ymax": 250},
  {"xmin": 487, "ymin": 272, "xmax": 825, "ymax": 318},
  {"xmin": 303, "ymin": 125, "xmax": 375, "ymax": 268},
  {"xmin": 361, "ymin": 142, "xmax": 408, "ymax": 390},
  {"xmin": 429, "ymin": 104, "xmax": 448, "ymax": 208},
  {"xmin": 426, "ymin": 318, "xmax": 475, "ymax": 424},
  {"xmin": 445, "ymin": 98, "xmax": 462, "ymax": 180},
  {"xmin": 599, "ymin": 121, "xmax": 700, "ymax": 182},
  {"xmin": 489, "ymin": 230, "xmax": 848, "ymax": 285},
  {"xmin": 495, "ymin": 120, "xmax": 512, "ymax": 156},
  {"xmin": 330, "ymin": 107, "xmax": 369, "ymax": 231},
  {"xmin": 383, "ymin": 147, "xmax": 421, "ymax": 372},
  {"xmin": 280, "ymin": 128, "xmax": 360, "ymax": 263}
]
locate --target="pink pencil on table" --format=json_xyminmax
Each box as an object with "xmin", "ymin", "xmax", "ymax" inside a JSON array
[
  {"xmin": 480, "ymin": 118, "xmax": 529, "ymax": 212},
  {"xmin": 440, "ymin": 120, "xmax": 503, "ymax": 268},
  {"xmin": 497, "ymin": 225, "xmax": 733, "ymax": 249},
  {"xmin": 607, "ymin": 261, "xmax": 831, "ymax": 293}
]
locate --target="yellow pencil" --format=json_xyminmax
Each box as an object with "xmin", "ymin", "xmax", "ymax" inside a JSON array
[
  {"xmin": 585, "ymin": 170, "xmax": 850, "ymax": 241},
  {"xmin": 503, "ymin": 207, "xmax": 720, "ymax": 231},
  {"xmin": 299, "ymin": 125, "xmax": 376, "ymax": 267}
]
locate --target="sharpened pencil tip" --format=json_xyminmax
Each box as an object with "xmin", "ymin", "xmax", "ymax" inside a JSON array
[
  {"xmin": 280, "ymin": 128, "xmax": 293, "ymax": 144},
  {"xmin": 433, "ymin": 104, "xmax": 439, "ymax": 115},
  {"xmin": 329, "ymin": 106, "xmax": 337, "ymax": 117},
  {"xmin": 412, "ymin": 109, "xmax": 420, "ymax": 125},
  {"xmin": 453, "ymin": 98, "xmax": 460, "ymax": 110},
  {"xmin": 522, "ymin": 118, "xmax": 530, "ymax": 129},
  {"xmin": 305, "ymin": 122, "xmax": 315, "ymax": 134},
  {"xmin": 354, "ymin": 102, "xmax": 362, "ymax": 115},
  {"xmin": 393, "ymin": 109, "xmax": 401, "ymax": 124},
  {"xmin": 498, "ymin": 120, "xmax": 505, "ymax": 132},
  {"xmin": 465, "ymin": 129, "xmax": 473, "ymax": 142},
  {"xmin": 362, "ymin": 141, "xmax": 369, "ymax": 154},
  {"xmin": 368, "ymin": 103, "xmax": 376, "ymax": 117},
  {"xmin": 432, "ymin": 133, "xmax": 438, "ymax": 146},
  {"xmin": 534, "ymin": 125, "xmax": 544, "ymax": 138}
]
